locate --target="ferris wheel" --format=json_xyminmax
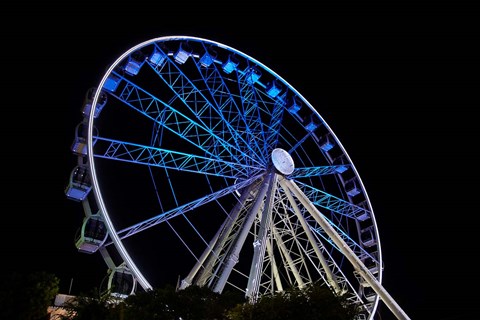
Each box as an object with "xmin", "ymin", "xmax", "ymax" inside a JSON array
[{"xmin": 65, "ymin": 36, "xmax": 409, "ymax": 319}]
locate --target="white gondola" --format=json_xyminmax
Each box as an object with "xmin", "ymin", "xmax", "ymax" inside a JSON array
[
  {"xmin": 71, "ymin": 121, "xmax": 99, "ymax": 156},
  {"xmin": 105, "ymin": 265, "xmax": 137, "ymax": 299},
  {"xmin": 82, "ymin": 87, "xmax": 107, "ymax": 119},
  {"xmin": 363, "ymin": 286, "xmax": 377, "ymax": 302},
  {"xmin": 64, "ymin": 165, "xmax": 91, "ymax": 201},
  {"xmin": 173, "ymin": 42, "xmax": 192, "ymax": 64},
  {"xmin": 75, "ymin": 214, "xmax": 108, "ymax": 254},
  {"xmin": 71, "ymin": 122, "xmax": 87, "ymax": 156}
]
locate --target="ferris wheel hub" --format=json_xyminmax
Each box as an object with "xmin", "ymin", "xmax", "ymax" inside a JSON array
[{"xmin": 271, "ymin": 148, "xmax": 295, "ymax": 175}]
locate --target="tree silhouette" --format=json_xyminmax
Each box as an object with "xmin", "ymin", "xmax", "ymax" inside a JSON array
[
  {"xmin": 226, "ymin": 283, "xmax": 359, "ymax": 320},
  {"xmin": 0, "ymin": 271, "xmax": 59, "ymax": 320},
  {"xmin": 53, "ymin": 282, "xmax": 359, "ymax": 319},
  {"xmin": 123, "ymin": 284, "xmax": 244, "ymax": 319},
  {"xmin": 57, "ymin": 288, "xmax": 125, "ymax": 320}
]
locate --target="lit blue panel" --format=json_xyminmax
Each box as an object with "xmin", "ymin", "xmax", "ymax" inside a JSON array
[
  {"xmin": 288, "ymin": 97, "xmax": 302, "ymax": 114},
  {"xmin": 266, "ymin": 80, "xmax": 282, "ymax": 98},
  {"xmin": 65, "ymin": 186, "xmax": 90, "ymax": 202},
  {"xmin": 149, "ymin": 49, "xmax": 167, "ymax": 67},
  {"xmin": 104, "ymin": 74, "xmax": 121, "ymax": 92},
  {"xmin": 246, "ymin": 67, "xmax": 261, "ymax": 84},
  {"xmin": 200, "ymin": 53, "xmax": 213, "ymax": 67},
  {"xmin": 345, "ymin": 178, "xmax": 361, "ymax": 197},
  {"xmin": 200, "ymin": 48, "xmax": 217, "ymax": 67},
  {"xmin": 347, "ymin": 187, "xmax": 361, "ymax": 197},
  {"xmin": 320, "ymin": 135, "xmax": 334, "ymax": 151},
  {"xmin": 305, "ymin": 118, "xmax": 319, "ymax": 132},
  {"xmin": 222, "ymin": 54, "xmax": 239, "ymax": 74},
  {"xmin": 174, "ymin": 43, "xmax": 192, "ymax": 64},
  {"xmin": 124, "ymin": 57, "xmax": 142, "ymax": 76}
]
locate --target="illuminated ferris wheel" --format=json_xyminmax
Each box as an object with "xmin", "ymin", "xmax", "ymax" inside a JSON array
[{"xmin": 65, "ymin": 36, "xmax": 409, "ymax": 319}]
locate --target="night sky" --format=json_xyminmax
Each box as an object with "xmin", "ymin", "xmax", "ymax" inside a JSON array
[{"xmin": 2, "ymin": 2, "xmax": 477, "ymax": 319}]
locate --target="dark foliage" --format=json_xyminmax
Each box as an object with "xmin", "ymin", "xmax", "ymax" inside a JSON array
[
  {"xmin": 0, "ymin": 271, "xmax": 60, "ymax": 320},
  {"xmin": 57, "ymin": 282, "xmax": 359, "ymax": 320}
]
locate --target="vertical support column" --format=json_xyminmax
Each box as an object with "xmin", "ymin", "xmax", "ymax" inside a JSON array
[
  {"xmin": 246, "ymin": 172, "xmax": 277, "ymax": 301},
  {"xmin": 213, "ymin": 173, "xmax": 273, "ymax": 293},
  {"xmin": 180, "ymin": 179, "xmax": 261, "ymax": 290}
]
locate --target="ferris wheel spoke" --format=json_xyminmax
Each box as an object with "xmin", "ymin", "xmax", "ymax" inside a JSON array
[
  {"xmin": 107, "ymin": 172, "xmax": 266, "ymax": 244},
  {"xmin": 189, "ymin": 47, "xmax": 267, "ymax": 163},
  {"xmin": 307, "ymin": 214, "xmax": 378, "ymax": 264},
  {"xmin": 93, "ymin": 136, "xmax": 262, "ymax": 179},
  {"xmin": 146, "ymin": 49, "xmax": 266, "ymax": 167},
  {"xmin": 288, "ymin": 164, "xmax": 353, "ymax": 179},
  {"xmin": 293, "ymin": 180, "xmax": 372, "ymax": 221},
  {"xmin": 261, "ymin": 97, "xmax": 287, "ymax": 156},
  {"xmin": 234, "ymin": 67, "xmax": 275, "ymax": 161},
  {"xmin": 104, "ymin": 72, "xmax": 263, "ymax": 167}
]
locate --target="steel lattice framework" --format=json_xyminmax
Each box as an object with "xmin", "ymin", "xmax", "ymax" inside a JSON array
[{"xmin": 65, "ymin": 36, "xmax": 410, "ymax": 320}]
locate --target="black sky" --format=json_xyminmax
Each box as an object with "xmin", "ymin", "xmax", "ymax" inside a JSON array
[{"xmin": 2, "ymin": 1, "xmax": 478, "ymax": 319}]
